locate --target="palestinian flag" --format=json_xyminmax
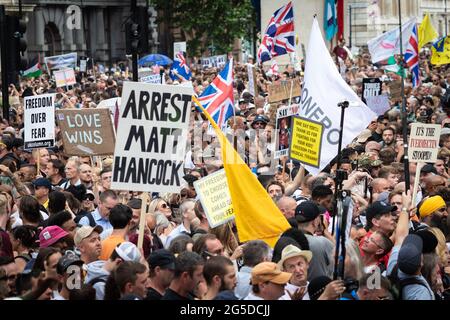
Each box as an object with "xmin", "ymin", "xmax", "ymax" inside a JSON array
[
  {"xmin": 22, "ymin": 62, "xmax": 43, "ymax": 78},
  {"xmin": 374, "ymin": 55, "xmax": 405, "ymax": 77}
]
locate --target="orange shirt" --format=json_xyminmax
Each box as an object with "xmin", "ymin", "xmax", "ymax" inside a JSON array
[{"xmin": 99, "ymin": 235, "xmax": 125, "ymax": 260}]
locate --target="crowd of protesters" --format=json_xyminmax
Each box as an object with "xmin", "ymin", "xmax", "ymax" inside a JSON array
[{"xmin": 0, "ymin": 42, "xmax": 449, "ymax": 301}]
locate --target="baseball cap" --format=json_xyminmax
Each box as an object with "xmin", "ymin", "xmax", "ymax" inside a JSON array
[
  {"xmin": 33, "ymin": 178, "xmax": 52, "ymax": 190},
  {"xmin": 56, "ymin": 253, "xmax": 83, "ymax": 275},
  {"xmin": 365, "ymin": 201, "xmax": 397, "ymax": 226},
  {"xmin": 295, "ymin": 201, "xmax": 321, "ymax": 223},
  {"xmin": 114, "ymin": 242, "xmax": 142, "ymax": 262},
  {"xmin": 398, "ymin": 234, "xmax": 423, "ymax": 275},
  {"xmin": 413, "ymin": 229, "xmax": 438, "ymax": 254},
  {"xmin": 127, "ymin": 198, "xmax": 142, "ymax": 210},
  {"xmin": 356, "ymin": 129, "xmax": 372, "ymax": 144},
  {"xmin": 82, "ymin": 190, "xmax": 95, "ymax": 201},
  {"xmin": 251, "ymin": 115, "xmax": 269, "ymax": 127},
  {"xmin": 74, "ymin": 225, "xmax": 103, "ymax": 247},
  {"xmin": 421, "ymin": 164, "xmax": 438, "ymax": 175},
  {"xmin": 251, "ymin": 262, "xmax": 292, "ymax": 285},
  {"xmin": 147, "ymin": 249, "xmax": 176, "ymax": 270},
  {"xmin": 308, "ymin": 276, "xmax": 332, "ymax": 300},
  {"xmin": 277, "ymin": 244, "xmax": 312, "ymax": 270},
  {"xmin": 39, "ymin": 226, "xmax": 69, "ymax": 248}
]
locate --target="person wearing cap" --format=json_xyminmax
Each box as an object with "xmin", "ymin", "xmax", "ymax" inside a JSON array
[
  {"xmin": 418, "ymin": 195, "xmax": 447, "ymax": 232},
  {"xmin": 33, "ymin": 178, "xmax": 52, "ymax": 212},
  {"xmin": 99, "ymin": 204, "xmax": 132, "ymax": 260},
  {"xmin": 250, "ymin": 114, "xmax": 269, "ymax": 131},
  {"xmin": 39, "ymin": 226, "xmax": 71, "ymax": 251},
  {"xmin": 85, "ymin": 241, "xmax": 142, "ymax": 300},
  {"xmin": 243, "ymin": 261, "xmax": 291, "ymax": 300},
  {"xmin": 296, "ymin": 201, "xmax": 334, "ymax": 281},
  {"xmin": 145, "ymin": 249, "xmax": 176, "ymax": 300},
  {"xmin": 202, "ymin": 255, "xmax": 238, "ymax": 300},
  {"xmin": 75, "ymin": 225, "xmax": 103, "ymax": 264},
  {"xmin": 363, "ymin": 201, "xmax": 398, "ymax": 238},
  {"xmin": 81, "ymin": 190, "xmax": 96, "ymax": 213},
  {"xmin": 161, "ymin": 251, "xmax": 205, "ymax": 300},
  {"xmin": 52, "ymin": 253, "xmax": 84, "ymax": 300},
  {"xmin": 389, "ymin": 234, "xmax": 435, "ymax": 300},
  {"xmin": 278, "ymin": 244, "xmax": 312, "ymax": 300}
]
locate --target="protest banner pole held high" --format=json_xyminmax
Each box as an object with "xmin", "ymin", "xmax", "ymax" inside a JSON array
[{"xmin": 398, "ymin": 0, "xmax": 411, "ymax": 192}]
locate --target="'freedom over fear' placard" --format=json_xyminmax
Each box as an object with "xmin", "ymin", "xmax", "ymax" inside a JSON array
[
  {"xmin": 111, "ymin": 82, "xmax": 193, "ymax": 193},
  {"xmin": 24, "ymin": 94, "xmax": 55, "ymax": 149}
]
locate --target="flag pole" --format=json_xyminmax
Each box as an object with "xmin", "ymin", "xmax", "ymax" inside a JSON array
[{"xmin": 397, "ymin": 0, "xmax": 411, "ymax": 193}]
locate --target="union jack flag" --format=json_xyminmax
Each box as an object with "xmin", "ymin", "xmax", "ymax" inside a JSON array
[
  {"xmin": 170, "ymin": 51, "xmax": 192, "ymax": 81},
  {"xmin": 405, "ymin": 24, "xmax": 421, "ymax": 87},
  {"xmin": 198, "ymin": 58, "xmax": 234, "ymax": 129},
  {"xmin": 257, "ymin": 1, "xmax": 295, "ymax": 64}
]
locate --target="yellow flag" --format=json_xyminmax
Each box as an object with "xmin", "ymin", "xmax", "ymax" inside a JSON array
[
  {"xmin": 192, "ymin": 96, "xmax": 291, "ymax": 247},
  {"xmin": 431, "ymin": 36, "xmax": 450, "ymax": 65},
  {"xmin": 418, "ymin": 13, "xmax": 438, "ymax": 49}
]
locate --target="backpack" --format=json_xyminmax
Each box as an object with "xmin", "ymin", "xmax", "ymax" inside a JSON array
[
  {"xmin": 74, "ymin": 212, "xmax": 96, "ymax": 227},
  {"xmin": 88, "ymin": 276, "xmax": 107, "ymax": 286},
  {"xmin": 387, "ymin": 265, "xmax": 429, "ymax": 300}
]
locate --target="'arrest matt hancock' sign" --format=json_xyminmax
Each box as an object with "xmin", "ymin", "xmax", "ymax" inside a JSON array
[
  {"xmin": 408, "ymin": 123, "xmax": 441, "ymax": 163},
  {"xmin": 111, "ymin": 81, "xmax": 193, "ymax": 193}
]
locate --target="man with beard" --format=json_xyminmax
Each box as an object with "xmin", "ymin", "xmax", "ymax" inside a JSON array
[
  {"xmin": 418, "ymin": 196, "xmax": 448, "ymax": 235},
  {"xmin": 202, "ymin": 256, "xmax": 238, "ymax": 300},
  {"xmin": 145, "ymin": 250, "xmax": 176, "ymax": 300},
  {"xmin": 380, "ymin": 127, "xmax": 396, "ymax": 150}
]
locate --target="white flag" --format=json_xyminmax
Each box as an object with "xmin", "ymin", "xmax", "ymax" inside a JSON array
[
  {"xmin": 367, "ymin": 17, "xmax": 416, "ymax": 63},
  {"xmin": 299, "ymin": 19, "xmax": 376, "ymax": 175}
]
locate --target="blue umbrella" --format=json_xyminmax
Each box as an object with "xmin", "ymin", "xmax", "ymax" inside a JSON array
[{"xmin": 138, "ymin": 54, "xmax": 173, "ymax": 67}]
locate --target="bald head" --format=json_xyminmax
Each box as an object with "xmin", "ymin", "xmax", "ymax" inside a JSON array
[
  {"xmin": 371, "ymin": 178, "xmax": 389, "ymax": 194},
  {"xmin": 365, "ymin": 141, "xmax": 381, "ymax": 154},
  {"xmin": 277, "ymin": 196, "xmax": 297, "ymax": 219},
  {"xmin": 423, "ymin": 175, "xmax": 446, "ymax": 195}
]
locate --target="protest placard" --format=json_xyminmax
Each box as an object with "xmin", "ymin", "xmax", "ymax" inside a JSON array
[
  {"xmin": 200, "ymin": 55, "xmax": 227, "ymax": 68},
  {"xmin": 247, "ymin": 64, "xmax": 258, "ymax": 97},
  {"xmin": 389, "ymin": 80, "xmax": 402, "ymax": 102},
  {"xmin": 54, "ymin": 68, "xmax": 76, "ymax": 87},
  {"xmin": 44, "ymin": 52, "xmax": 77, "ymax": 71},
  {"xmin": 173, "ymin": 41, "xmax": 187, "ymax": 59},
  {"xmin": 365, "ymin": 94, "xmax": 391, "ymax": 115},
  {"xmin": 268, "ymin": 78, "xmax": 301, "ymax": 103},
  {"xmin": 408, "ymin": 123, "xmax": 441, "ymax": 163},
  {"xmin": 24, "ymin": 94, "xmax": 55, "ymax": 149},
  {"xmin": 56, "ymin": 109, "xmax": 115, "ymax": 156},
  {"xmin": 194, "ymin": 169, "xmax": 234, "ymax": 228},
  {"xmin": 362, "ymin": 78, "xmax": 382, "ymax": 103},
  {"xmin": 111, "ymin": 82, "xmax": 193, "ymax": 193},
  {"xmin": 140, "ymin": 74, "xmax": 162, "ymax": 84},
  {"xmin": 289, "ymin": 116, "xmax": 324, "ymax": 168},
  {"xmin": 275, "ymin": 104, "xmax": 300, "ymax": 158},
  {"xmin": 408, "ymin": 123, "xmax": 442, "ymax": 206}
]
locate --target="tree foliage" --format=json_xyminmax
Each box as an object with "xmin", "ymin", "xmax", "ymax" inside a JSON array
[{"xmin": 150, "ymin": 0, "xmax": 255, "ymax": 56}]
